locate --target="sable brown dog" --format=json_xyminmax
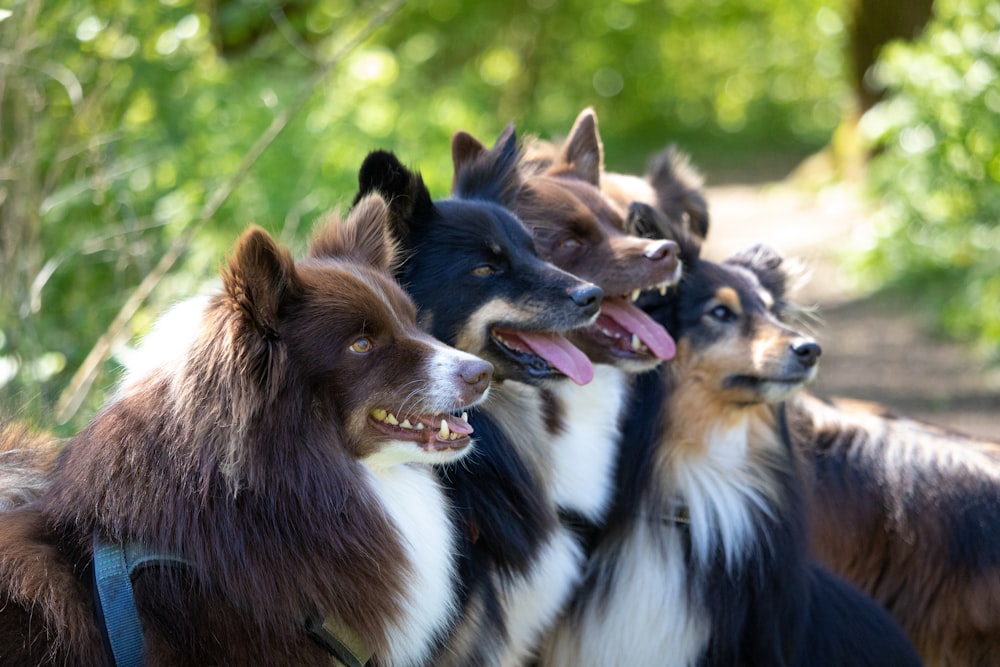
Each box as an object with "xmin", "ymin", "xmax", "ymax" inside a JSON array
[{"xmin": 0, "ymin": 195, "xmax": 493, "ymax": 666}]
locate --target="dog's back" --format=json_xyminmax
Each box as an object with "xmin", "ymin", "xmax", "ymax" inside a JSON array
[{"xmin": 786, "ymin": 391, "xmax": 1000, "ymax": 665}]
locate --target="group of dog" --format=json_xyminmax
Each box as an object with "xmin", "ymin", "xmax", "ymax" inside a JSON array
[{"xmin": 0, "ymin": 107, "xmax": 997, "ymax": 666}]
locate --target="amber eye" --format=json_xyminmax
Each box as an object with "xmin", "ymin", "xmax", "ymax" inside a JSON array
[
  {"xmin": 472, "ymin": 265, "xmax": 496, "ymax": 277},
  {"xmin": 349, "ymin": 337, "xmax": 373, "ymax": 354}
]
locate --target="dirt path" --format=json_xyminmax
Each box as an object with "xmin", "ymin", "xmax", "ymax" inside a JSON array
[{"xmin": 703, "ymin": 181, "xmax": 1000, "ymax": 440}]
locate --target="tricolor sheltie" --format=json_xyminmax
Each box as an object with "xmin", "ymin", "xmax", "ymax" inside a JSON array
[
  {"xmin": 447, "ymin": 111, "xmax": 682, "ymax": 663},
  {"xmin": 0, "ymin": 196, "xmax": 493, "ymax": 666},
  {"xmin": 600, "ymin": 134, "xmax": 1000, "ymax": 666},
  {"xmin": 351, "ymin": 143, "xmax": 604, "ymax": 666},
  {"xmin": 540, "ymin": 205, "xmax": 922, "ymax": 666}
]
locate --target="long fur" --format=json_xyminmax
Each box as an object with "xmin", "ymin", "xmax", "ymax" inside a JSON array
[
  {"xmin": 0, "ymin": 196, "xmax": 492, "ymax": 666},
  {"xmin": 353, "ymin": 143, "xmax": 603, "ymax": 666},
  {"xmin": 0, "ymin": 422, "xmax": 59, "ymax": 512},
  {"xmin": 784, "ymin": 392, "xmax": 1000, "ymax": 666},
  {"xmin": 541, "ymin": 209, "xmax": 922, "ymax": 666}
]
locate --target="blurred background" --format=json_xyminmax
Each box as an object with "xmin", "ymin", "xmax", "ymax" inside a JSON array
[{"xmin": 1, "ymin": 0, "xmax": 998, "ymax": 434}]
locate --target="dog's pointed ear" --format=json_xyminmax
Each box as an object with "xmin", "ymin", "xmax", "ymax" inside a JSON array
[
  {"xmin": 726, "ymin": 244, "xmax": 789, "ymax": 301},
  {"xmin": 452, "ymin": 123, "xmax": 523, "ymax": 208},
  {"xmin": 451, "ymin": 130, "xmax": 488, "ymax": 179},
  {"xmin": 355, "ymin": 150, "xmax": 435, "ymax": 245},
  {"xmin": 223, "ymin": 226, "xmax": 298, "ymax": 340},
  {"xmin": 646, "ymin": 145, "xmax": 710, "ymax": 240},
  {"xmin": 556, "ymin": 107, "xmax": 603, "ymax": 186},
  {"xmin": 310, "ymin": 194, "xmax": 399, "ymax": 272}
]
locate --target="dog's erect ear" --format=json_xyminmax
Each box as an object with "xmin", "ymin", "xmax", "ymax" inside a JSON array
[
  {"xmin": 309, "ymin": 194, "xmax": 399, "ymax": 272},
  {"xmin": 646, "ymin": 145, "xmax": 709, "ymax": 240},
  {"xmin": 452, "ymin": 123, "xmax": 523, "ymax": 209},
  {"xmin": 355, "ymin": 150, "xmax": 436, "ymax": 245},
  {"xmin": 451, "ymin": 130, "xmax": 488, "ymax": 178},
  {"xmin": 223, "ymin": 226, "xmax": 298, "ymax": 340},
  {"xmin": 555, "ymin": 107, "xmax": 603, "ymax": 186},
  {"xmin": 725, "ymin": 244, "xmax": 789, "ymax": 302}
]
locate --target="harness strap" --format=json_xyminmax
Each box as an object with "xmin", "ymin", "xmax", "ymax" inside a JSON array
[
  {"xmin": 92, "ymin": 535, "xmax": 154, "ymax": 667},
  {"xmin": 304, "ymin": 615, "xmax": 373, "ymax": 667},
  {"xmin": 93, "ymin": 534, "xmax": 372, "ymax": 667}
]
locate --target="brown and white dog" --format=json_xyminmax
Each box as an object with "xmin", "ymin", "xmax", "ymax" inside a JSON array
[{"xmin": 0, "ymin": 195, "xmax": 493, "ymax": 666}]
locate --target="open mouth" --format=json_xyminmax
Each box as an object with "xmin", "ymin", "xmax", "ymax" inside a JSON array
[
  {"xmin": 582, "ymin": 293, "xmax": 677, "ymax": 361},
  {"xmin": 368, "ymin": 409, "xmax": 474, "ymax": 451},
  {"xmin": 491, "ymin": 327, "xmax": 594, "ymax": 385}
]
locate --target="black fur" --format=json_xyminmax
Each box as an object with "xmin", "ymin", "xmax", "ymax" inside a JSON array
[{"xmin": 353, "ymin": 143, "xmax": 597, "ymax": 665}]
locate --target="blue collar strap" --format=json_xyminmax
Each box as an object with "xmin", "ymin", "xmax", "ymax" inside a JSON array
[
  {"xmin": 92, "ymin": 534, "xmax": 371, "ymax": 667},
  {"xmin": 92, "ymin": 533, "xmax": 192, "ymax": 667}
]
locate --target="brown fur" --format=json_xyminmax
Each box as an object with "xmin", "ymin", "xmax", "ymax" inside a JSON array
[
  {"xmin": 0, "ymin": 196, "xmax": 484, "ymax": 666},
  {"xmin": 0, "ymin": 421, "xmax": 59, "ymax": 511},
  {"xmin": 786, "ymin": 391, "xmax": 1000, "ymax": 667}
]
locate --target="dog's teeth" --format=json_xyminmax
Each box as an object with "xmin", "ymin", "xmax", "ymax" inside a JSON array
[
  {"xmin": 659, "ymin": 283, "xmax": 668, "ymax": 296},
  {"xmin": 461, "ymin": 412, "xmax": 469, "ymax": 423},
  {"xmin": 631, "ymin": 334, "xmax": 642, "ymax": 350},
  {"xmin": 450, "ymin": 433, "xmax": 459, "ymax": 440},
  {"xmin": 400, "ymin": 419, "xmax": 413, "ymax": 429},
  {"xmin": 372, "ymin": 408, "xmax": 387, "ymax": 421},
  {"xmin": 385, "ymin": 413, "xmax": 398, "ymax": 426},
  {"xmin": 415, "ymin": 422, "xmax": 425, "ymax": 430},
  {"xmin": 439, "ymin": 420, "xmax": 450, "ymax": 439},
  {"xmin": 631, "ymin": 289, "xmax": 641, "ymax": 302}
]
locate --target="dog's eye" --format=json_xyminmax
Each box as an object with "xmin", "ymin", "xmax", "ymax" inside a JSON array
[
  {"xmin": 559, "ymin": 237, "xmax": 582, "ymax": 251},
  {"xmin": 709, "ymin": 305, "xmax": 736, "ymax": 322},
  {"xmin": 349, "ymin": 337, "xmax": 374, "ymax": 354},
  {"xmin": 473, "ymin": 265, "xmax": 496, "ymax": 277}
]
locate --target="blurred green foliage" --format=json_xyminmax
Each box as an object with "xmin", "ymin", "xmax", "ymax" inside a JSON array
[
  {"xmin": 0, "ymin": 0, "xmax": 851, "ymax": 432},
  {"xmin": 856, "ymin": 0, "xmax": 1000, "ymax": 356}
]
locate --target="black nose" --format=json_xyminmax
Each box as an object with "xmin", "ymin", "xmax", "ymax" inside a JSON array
[
  {"xmin": 791, "ymin": 340, "xmax": 822, "ymax": 368},
  {"xmin": 459, "ymin": 358, "xmax": 494, "ymax": 397},
  {"xmin": 569, "ymin": 283, "xmax": 603, "ymax": 317}
]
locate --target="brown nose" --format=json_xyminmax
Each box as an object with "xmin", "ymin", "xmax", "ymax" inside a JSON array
[
  {"xmin": 459, "ymin": 358, "xmax": 494, "ymax": 398},
  {"xmin": 644, "ymin": 239, "xmax": 679, "ymax": 263},
  {"xmin": 791, "ymin": 340, "xmax": 822, "ymax": 369}
]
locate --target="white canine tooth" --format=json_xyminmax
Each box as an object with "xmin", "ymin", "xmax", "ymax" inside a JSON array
[
  {"xmin": 439, "ymin": 420, "xmax": 450, "ymax": 439},
  {"xmin": 631, "ymin": 334, "xmax": 642, "ymax": 350},
  {"xmin": 659, "ymin": 283, "xmax": 668, "ymax": 296},
  {"xmin": 385, "ymin": 413, "xmax": 398, "ymax": 426},
  {"xmin": 415, "ymin": 422, "xmax": 425, "ymax": 430},
  {"xmin": 631, "ymin": 289, "xmax": 641, "ymax": 302},
  {"xmin": 461, "ymin": 412, "xmax": 469, "ymax": 422},
  {"xmin": 400, "ymin": 419, "xmax": 413, "ymax": 429}
]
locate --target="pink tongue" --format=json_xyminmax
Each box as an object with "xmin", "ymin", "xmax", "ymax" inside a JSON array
[
  {"xmin": 515, "ymin": 331, "xmax": 595, "ymax": 385},
  {"xmin": 600, "ymin": 298, "xmax": 676, "ymax": 360}
]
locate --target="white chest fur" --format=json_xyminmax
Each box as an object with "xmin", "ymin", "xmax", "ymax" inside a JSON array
[
  {"xmin": 549, "ymin": 364, "xmax": 630, "ymax": 522},
  {"xmin": 499, "ymin": 525, "xmax": 584, "ymax": 667},
  {"xmin": 363, "ymin": 462, "xmax": 459, "ymax": 666},
  {"xmin": 541, "ymin": 521, "xmax": 708, "ymax": 667}
]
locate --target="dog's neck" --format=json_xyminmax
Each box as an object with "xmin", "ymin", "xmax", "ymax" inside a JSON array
[
  {"xmin": 547, "ymin": 363, "xmax": 632, "ymax": 523},
  {"xmin": 655, "ymin": 379, "xmax": 787, "ymax": 570}
]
